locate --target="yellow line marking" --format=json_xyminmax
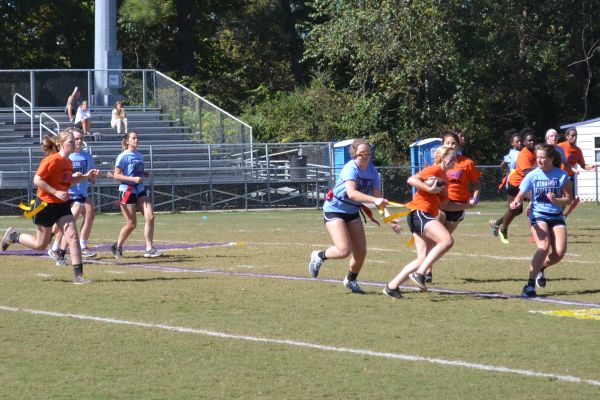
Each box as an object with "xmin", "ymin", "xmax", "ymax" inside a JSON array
[{"xmin": 532, "ymin": 309, "xmax": 600, "ymax": 321}]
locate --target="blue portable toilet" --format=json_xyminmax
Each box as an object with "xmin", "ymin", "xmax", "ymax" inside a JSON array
[
  {"xmin": 333, "ymin": 139, "xmax": 374, "ymax": 181},
  {"xmin": 409, "ymin": 138, "xmax": 442, "ymax": 176}
]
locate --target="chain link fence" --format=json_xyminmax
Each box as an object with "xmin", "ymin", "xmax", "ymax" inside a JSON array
[{"xmin": 0, "ymin": 140, "xmax": 514, "ymax": 215}]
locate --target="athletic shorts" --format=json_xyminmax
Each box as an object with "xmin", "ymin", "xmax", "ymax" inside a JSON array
[
  {"xmin": 119, "ymin": 190, "xmax": 148, "ymax": 205},
  {"xmin": 67, "ymin": 195, "xmax": 87, "ymax": 205},
  {"xmin": 530, "ymin": 213, "xmax": 566, "ymax": 229},
  {"xmin": 407, "ymin": 210, "xmax": 437, "ymax": 236},
  {"xmin": 323, "ymin": 211, "xmax": 361, "ymax": 224},
  {"xmin": 569, "ymin": 176, "xmax": 576, "ymax": 198},
  {"xmin": 32, "ymin": 201, "xmax": 72, "ymax": 228},
  {"xmin": 506, "ymin": 183, "xmax": 520, "ymax": 197},
  {"xmin": 440, "ymin": 209, "xmax": 465, "ymax": 222}
]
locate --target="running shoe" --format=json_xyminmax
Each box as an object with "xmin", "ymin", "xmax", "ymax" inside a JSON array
[
  {"xmin": 343, "ymin": 277, "xmax": 365, "ymax": 294},
  {"xmin": 144, "ymin": 247, "xmax": 162, "ymax": 258},
  {"xmin": 425, "ymin": 271, "xmax": 433, "ymax": 284},
  {"xmin": 382, "ymin": 285, "xmax": 403, "ymax": 300},
  {"xmin": 81, "ymin": 247, "xmax": 97, "ymax": 258},
  {"xmin": 498, "ymin": 230, "xmax": 510, "ymax": 245},
  {"xmin": 73, "ymin": 275, "xmax": 93, "ymax": 285},
  {"xmin": 47, "ymin": 248, "xmax": 60, "ymax": 262},
  {"xmin": 308, "ymin": 250, "xmax": 323, "ymax": 278},
  {"xmin": 535, "ymin": 269, "xmax": 547, "ymax": 288},
  {"xmin": 409, "ymin": 272, "xmax": 428, "ymax": 291},
  {"xmin": 489, "ymin": 220, "xmax": 499, "ymax": 237},
  {"xmin": 521, "ymin": 285, "xmax": 537, "ymax": 298},
  {"xmin": 1, "ymin": 227, "xmax": 16, "ymax": 252},
  {"xmin": 110, "ymin": 243, "xmax": 123, "ymax": 259}
]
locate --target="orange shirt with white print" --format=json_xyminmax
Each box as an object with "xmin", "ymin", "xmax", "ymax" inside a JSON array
[
  {"xmin": 508, "ymin": 147, "xmax": 536, "ymax": 187},
  {"xmin": 36, "ymin": 152, "xmax": 73, "ymax": 203},
  {"xmin": 445, "ymin": 155, "xmax": 481, "ymax": 203},
  {"xmin": 558, "ymin": 142, "xmax": 585, "ymax": 177},
  {"xmin": 405, "ymin": 165, "xmax": 448, "ymax": 216}
]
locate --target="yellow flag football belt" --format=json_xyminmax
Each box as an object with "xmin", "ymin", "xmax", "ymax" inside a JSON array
[{"xmin": 18, "ymin": 199, "xmax": 48, "ymax": 219}]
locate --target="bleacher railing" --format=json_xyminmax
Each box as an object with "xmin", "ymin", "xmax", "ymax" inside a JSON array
[
  {"xmin": 0, "ymin": 69, "xmax": 252, "ymax": 145},
  {"xmin": 12, "ymin": 93, "xmax": 34, "ymax": 137},
  {"xmin": 2, "ymin": 138, "xmax": 588, "ymax": 214}
]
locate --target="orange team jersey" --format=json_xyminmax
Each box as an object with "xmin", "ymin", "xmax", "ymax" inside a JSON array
[
  {"xmin": 558, "ymin": 142, "xmax": 585, "ymax": 177},
  {"xmin": 405, "ymin": 164, "xmax": 448, "ymax": 216},
  {"xmin": 35, "ymin": 152, "xmax": 73, "ymax": 203},
  {"xmin": 445, "ymin": 155, "xmax": 482, "ymax": 203},
  {"xmin": 508, "ymin": 147, "xmax": 536, "ymax": 187}
]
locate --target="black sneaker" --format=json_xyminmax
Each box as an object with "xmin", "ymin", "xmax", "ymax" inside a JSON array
[
  {"xmin": 424, "ymin": 271, "xmax": 433, "ymax": 283},
  {"xmin": 382, "ymin": 285, "xmax": 403, "ymax": 300},
  {"xmin": 521, "ymin": 285, "xmax": 537, "ymax": 298},
  {"xmin": 110, "ymin": 242, "xmax": 123, "ymax": 259},
  {"xmin": 535, "ymin": 270, "xmax": 546, "ymax": 288},
  {"xmin": 409, "ymin": 272, "xmax": 428, "ymax": 291}
]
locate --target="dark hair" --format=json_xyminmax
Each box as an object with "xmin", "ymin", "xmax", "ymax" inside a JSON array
[
  {"xmin": 441, "ymin": 131, "xmax": 460, "ymax": 144},
  {"xmin": 535, "ymin": 143, "xmax": 562, "ymax": 168},
  {"xmin": 564, "ymin": 128, "xmax": 577, "ymax": 137},
  {"xmin": 520, "ymin": 127, "xmax": 535, "ymax": 136}
]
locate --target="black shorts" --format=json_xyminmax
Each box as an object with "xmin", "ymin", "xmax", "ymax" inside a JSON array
[
  {"xmin": 119, "ymin": 190, "xmax": 148, "ymax": 205},
  {"xmin": 569, "ymin": 175, "xmax": 576, "ymax": 197},
  {"xmin": 440, "ymin": 209, "xmax": 465, "ymax": 222},
  {"xmin": 323, "ymin": 211, "xmax": 361, "ymax": 224},
  {"xmin": 506, "ymin": 183, "xmax": 520, "ymax": 197},
  {"xmin": 407, "ymin": 210, "xmax": 437, "ymax": 236},
  {"xmin": 32, "ymin": 201, "xmax": 72, "ymax": 228}
]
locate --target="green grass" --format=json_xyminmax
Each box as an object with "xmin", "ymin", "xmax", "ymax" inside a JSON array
[{"xmin": 1, "ymin": 202, "xmax": 599, "ymax": 399}]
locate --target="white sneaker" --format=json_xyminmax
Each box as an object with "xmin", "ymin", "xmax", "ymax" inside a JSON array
[
  {"xmin": 74, "ymin": 275, "xmax": 93, "ymax": 285},
  {"xmin": 343, "ymin": 276, "xmax": 365, "ymax": 294},
  {"xmin": 308, "ymin": 251, "xmax": 323, "ymax": 277},
  {"xmin": 144, "ymin": 247, "xmax": 162, "ymax": 258}
]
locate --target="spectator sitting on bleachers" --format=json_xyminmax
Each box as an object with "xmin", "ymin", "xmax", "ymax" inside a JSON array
[
  {"xmin": 111, "ymin": 100, "xmax": 128, "ymax": 134},
  {"xmin": 74, "ymin": 100, "xmax": 91, "ymax": 135},
  {"xmin": 65, "ymin": 87, "xmax": 81, "ymax": 123}
]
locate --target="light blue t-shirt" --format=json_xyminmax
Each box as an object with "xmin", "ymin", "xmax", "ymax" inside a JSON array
[
  {"xmin": 115, "ymin": 150, "xmax": 145, "ymax": 194},
  {"xmin": 324, "ymin": 160, "xmax": 381, "ymax": 214},
  {"xmin": 503, "ymin": 148, "xmax": 520, "ymax": 171},
  {"xmin": 519, "ymin": 167, "xmax": 569, "ymax": 217},
  {"xmin": 69, "ymin": 150, "xmax": 95, "ymax": 197}
]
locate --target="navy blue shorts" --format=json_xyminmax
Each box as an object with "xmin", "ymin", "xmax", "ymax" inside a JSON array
[
  {"xmin": 119, "ymin": 190, "xmax": 148, "ymax": 205},
  {"xmin": 323, "ymin": 211, "xmax": 361, "ymax": 224},
  {"xmin": 530, "ymin": 214, "xmax": 566, "ymax": 229}
]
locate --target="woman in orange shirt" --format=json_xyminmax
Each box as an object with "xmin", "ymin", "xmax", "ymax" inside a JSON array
[
  {"xmin": 383, "ymin": 146, "xmax": 456, "ymax": 299},
  {"xmin": 490, "ymin": 128, "xmax": 536, "ymax": 244},
  {"xmin": 558, "ymin": 128, "xmax": 597, "ymax": 197},
  {"xmin": 1, "ymin": 131, "xmax": 97, "ymax": 284}
]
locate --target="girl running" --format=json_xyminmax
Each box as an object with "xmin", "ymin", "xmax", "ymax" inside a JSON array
[
  {"xmin": 425, "ymin": 132, "xmax": 481, "ymax": 283},
  {"xmin": 111, "ymin": 131, "xmax": 162, "ymax": 259},
  {"xmin": 383, "ymin": 145, "xmax": 456, "ymax": 299},
  {"xmin": 491, "ymin": 128, "xmax": 536, "ymax": 244},
  {"xmin": 1, "ymin": 131, "xmax": 95, "ymax": 284},
  {"xmin": 510, "ymin": 144, "xmax": 572, "ymax": 298},
  {"xmin": 308, "ymin": 138, "xmax": 401, "ymax": 294}
]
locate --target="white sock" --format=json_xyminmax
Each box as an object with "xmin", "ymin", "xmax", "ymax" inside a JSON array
[
  {"xmin": 51, "ymin": 240, "xmax": 60, "ymax": 252},
  {"xmin": 80, "ymin": 239, "xmax": 88, "ymax": 249}
]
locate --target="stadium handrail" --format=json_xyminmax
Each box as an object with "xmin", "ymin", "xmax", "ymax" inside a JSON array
[{"xmin": 13, "ymin": 93, "xmax": 34, "ymax": 137}]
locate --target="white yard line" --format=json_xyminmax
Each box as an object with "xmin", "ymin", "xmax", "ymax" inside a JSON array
[{"xmin": 1, "ymin": 304, "xmax": 598, "ymax": 388}]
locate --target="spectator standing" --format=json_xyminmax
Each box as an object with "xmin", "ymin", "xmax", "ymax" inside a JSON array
[{"xmin": 65, "ymin": 87, "xmax": 81, "ymax": 123}]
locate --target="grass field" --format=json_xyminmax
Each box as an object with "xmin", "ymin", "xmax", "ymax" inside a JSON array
[{"xmin": 1, "ymin": 202, "xmax": 599, "ymax": 399}]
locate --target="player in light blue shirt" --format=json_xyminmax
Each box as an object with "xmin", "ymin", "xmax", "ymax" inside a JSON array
[
  {"xmin": 111, "ymin": 132, "xmax": 162, "ymax": 259},
  {"xmin": 510, "ymin": 144, "xmax": 572, "ymax": 298},
  {"xmin": 308, "ymin": 138, "xmax": 400, "ymax": 294}
]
